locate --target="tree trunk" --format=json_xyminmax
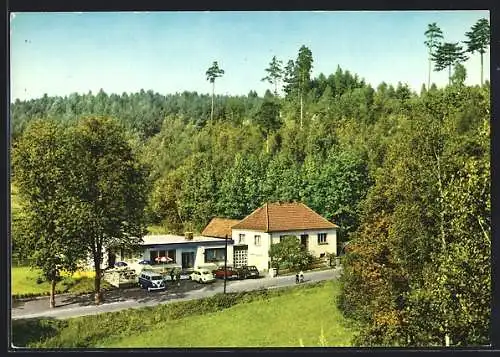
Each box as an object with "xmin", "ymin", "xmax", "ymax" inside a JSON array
[
  {"xmin": 427, "ymin": 55, "xmax": 431, "ymax": 90},
  {"xmin": 211, "ymin": 82, "xmax": 215, "ymax": 122},
  {"xmin": 49, "ymin": 278, "xmax": 56, "ymax": 308},
  {"xmin": 480, "ymin": 53, "xmax": 483, "ymax": 86},
  {"xmin": 94, "ymin": 257, "xmax": 103, "ymax": 305},
  {"xmin": 300, "ymin": 93, "xmax": 303, "ymax": 129}
]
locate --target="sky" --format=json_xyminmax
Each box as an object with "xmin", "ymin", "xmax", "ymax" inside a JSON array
[{"xmin": 10, "ymin": 11, "xmax": 490, "ymax": 101}]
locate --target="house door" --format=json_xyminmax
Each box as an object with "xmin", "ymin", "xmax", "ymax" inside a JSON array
[
  {"xmin": 233, "ymin": 246, "xmax": 248, "ymax": 267},
  {"xmin": 181, "ymin": 252, "xmax": 195, "ymax": 269},
  {"xmin": 300, "ymin": 234, "xmax": 309, "ymax": 250}
]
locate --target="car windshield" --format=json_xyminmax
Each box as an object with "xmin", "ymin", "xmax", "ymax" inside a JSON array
[
  {"xmin": 151, "ymin": 276, "xmax": 163, "ymax": 280},
  {"xmin": 248, "ymin": 267, "xmax": 257, "ymax": 271}
]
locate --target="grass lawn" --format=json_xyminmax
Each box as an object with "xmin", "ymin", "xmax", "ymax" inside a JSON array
[
  {"xmin": 13, "ymin": 280, "xmax": 356, "ymax": 348},
  {"xmin": 106, "ymin": 281, "xmax": 353, "ymax": 348},
  {"xmin": 11, "ymin": 266, "xmax": 110, "ymax": 298}
]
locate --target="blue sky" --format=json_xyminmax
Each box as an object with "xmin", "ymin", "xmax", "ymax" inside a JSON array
[{"xmin": 10, "ymin": 11, "xmax": 490, "ymax": 101}]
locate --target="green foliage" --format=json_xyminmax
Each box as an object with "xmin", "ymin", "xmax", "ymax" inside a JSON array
[
  {"xmin": 10, "ymin": 38, "xmax": 489, "ymax": 345},
  {"xmin": 450, "ymin": 63, "xmax": 467, "ymax": 87},
  {"xmin": 13, "ymin": 281, "xmax": 350, "ymax": 348},
  {"xmin": 206, "ymin": 61, "xmax": 225, "ymax": 122},
  {"xmin": 12, "ymin": 116, "xmax": 152, "ymax": 303},
  {"xmin": 424, "ymin": 22, "xmax": 444, "ymax": 88},
  {"xmin": 262, "ymin": 56, "xmax": 284, "ymax": 96},
  {"xmin": 217, "ymin": 153, "xmax": 266, "ymax": 219},
  {"xmin": 269, "ymin": 235, "xmax": 314, "ymax": 272},
  {"xmin": 431, "ymin": 42, "xmax": 468, "ymax": 85},
  {"xmin": 206, "ymin": 61, "xmax": 225, "ymax": 84},
  {"xmin": 301, "ymin": 149, "xmax": 371, "ymax": 242},
  {"xmin": 11, "ymin": 119, "xmax": 89, "ymax": 303},
  {"xmin": 68, "ymin": 117, "xmax": 151, "ymax": 281},
  {"xmin": 464, "ymin": 18, "xmax": 490, "ymax": 85},
  {"xmin": 338, "ymin": 85, "xmax": 490, "ymax": 346}
]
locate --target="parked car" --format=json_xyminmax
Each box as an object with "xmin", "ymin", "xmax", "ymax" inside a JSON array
[
  {"xmin": 237, "ymin": 265, "xmax": 260, "ymax": 279},
  {"xmin": 138, "ymin": 271, "xmax": 166, "ymax": 292},
  {"xmin": 212, "ymin": 266, "xmax": 240, "ymax": 280},
  {"xmin": 190, "ymin": 268, "xmax": 216, "ymax": 283}
]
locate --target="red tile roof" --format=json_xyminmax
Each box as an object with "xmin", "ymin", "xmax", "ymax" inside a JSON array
[
  {"xmin": 201, "ymin": 217, "xmax": 241, "ymax": 239},
  {"xmin": 232, "ymin": 202, "xmax": 338, "ymax": 232}
]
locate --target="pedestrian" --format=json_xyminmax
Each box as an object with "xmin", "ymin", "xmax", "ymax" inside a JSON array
[
  {"xmin": 295, "ymin": 273, "xmax": 299, "ymax": 284},
  {"xmin": 170, "ymin": 268, "xmax": 175, "ymax": 283},
  {"xmin": 176, "ymin": 270, "xmax": 181, "ymax": 287},
  {"xmin": 299, "ymin": 270, "xmax": 304, "ymax": 283}
]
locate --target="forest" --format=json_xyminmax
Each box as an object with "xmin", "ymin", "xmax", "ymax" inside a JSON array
[{"xmin": 10, "ymin": 19, "xmax": 490, "ymax": 346}]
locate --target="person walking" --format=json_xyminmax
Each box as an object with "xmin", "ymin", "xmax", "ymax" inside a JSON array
[
  {"xmin": 295, "ymin": 273, "xmax": 300, "ymax": 284},
  {"xmin": 170, "ymin": 268, "xmax": 175, "ymax": 284},
  {"xmin": 176, "ymin": 270, "xmax": 181, "ymax": 287},
  {"xmin": 299, "ymin": 270, "xmax": 304, "ymax": 283}
]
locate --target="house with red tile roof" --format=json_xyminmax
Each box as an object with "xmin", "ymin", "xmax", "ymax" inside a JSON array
[
  {"xmin": 109, "ymin": 202, "xmax": 337, "ymax": 275},
  {"xmin": 230, "ymin": 202, "xmax": 338, "ymax": 271},
  {"xmin": 201, "ymin": 217, "xmax": 241, "ymax": 239}
]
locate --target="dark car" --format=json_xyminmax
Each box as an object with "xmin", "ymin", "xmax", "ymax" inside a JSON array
[
  {"xmin": 237, "ymin": 265, "xmax": 260, "ymax": 279},
  {"xmin": 212, "ymin": 266, "xmax": 240, "ymax": 280},
  {"xmin": 138, "ymin": 271, "xmax": 166, "ymax": 292}
]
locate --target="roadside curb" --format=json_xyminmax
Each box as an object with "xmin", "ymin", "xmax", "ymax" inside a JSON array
[
  {"xmin": 13, "ymin": 292, "xmax": 74, "ymax": 302},
  {"xmin": 12, "ymin": 288, "xmax": 117, "ymax": 302}
]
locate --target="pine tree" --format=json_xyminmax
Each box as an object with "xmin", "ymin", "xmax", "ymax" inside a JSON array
[
  {"xmin": 431, "ymin": 43, "xmax": 468, "ymax": 86},
  {"xmin": 464, "ymin": 18, "xmax": 490, "ymax": 86},
  {"xmin": 205, "ymin": 61, "xmax": 225, "ymax": 122},
  {"xmin": 424, "ymin": 23, "xmax": 444, "ymax": 89},
  {"xmin": 262, "ymin": 56, "xmax": 284, "ymax": 96}
]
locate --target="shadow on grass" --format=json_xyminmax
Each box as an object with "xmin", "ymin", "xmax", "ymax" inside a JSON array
[{"xmin": 11, "ymin": 317, "xmax": 66, "ymax": 348}]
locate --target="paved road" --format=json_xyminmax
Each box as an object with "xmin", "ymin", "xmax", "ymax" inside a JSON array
[{"xmin": 11, "ymin": 268, "xmax": 342, "ymax": 320}]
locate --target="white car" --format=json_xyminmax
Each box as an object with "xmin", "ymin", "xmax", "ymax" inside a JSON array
[{"xmin": 190, "ymin": 268, "xmax": 215, "ymax": 283}]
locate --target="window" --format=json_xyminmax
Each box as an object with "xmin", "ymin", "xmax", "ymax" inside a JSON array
[
  {"xmin": 254, "ymin": 235, "xmax": 261, "ymax": 246},
  {"xmin": 205, "ymin": 248, "xmax": 226, "ymax": 263},
  {"xmin": 317, "ymin": 233, "xmax": 327, "ymax": 245},
  {"xmin": 150, "ymin": 249, "xmax": 176, "ymax": 263},
  {"xmin": 238, "ymin": 234, "xmax": 245, "ymax": 244},
  {"xmin": 167, "ymin": 250, "xmax": 176, "ymax": 263}
]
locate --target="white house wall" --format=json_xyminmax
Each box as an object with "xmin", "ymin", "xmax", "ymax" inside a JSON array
[
  {"xmin": 269, "ymin": 229, "xmax": 337, "ymax": 257},
  {"xmin": 232, "ymin": 228, "xmax": 337, "ymax": 273},
  {"xmin": 116, "ymin": 244, "xmax": 233, "ymax": 270},
  {"xmin": 232, "ymin": 229, "xmax": 271, "ymax": 272}
]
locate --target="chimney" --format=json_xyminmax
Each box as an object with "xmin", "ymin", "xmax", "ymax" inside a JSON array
[{"xmin": 184, "ymin": 231, "xmax": 193, "ymax": 241}]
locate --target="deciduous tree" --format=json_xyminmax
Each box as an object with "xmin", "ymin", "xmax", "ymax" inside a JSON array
[
  {"xmin": 12, "ymin": 119, "xmax": 88, "ymax": 308},
  {"xmin": 269, "ymin": 235, "xmax": 314, "ymax": 274},
  {"xmin": 67, "ymin": 116, "xmax": 151, "ymax": 305}
]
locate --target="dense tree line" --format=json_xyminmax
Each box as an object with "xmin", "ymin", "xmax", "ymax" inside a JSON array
[{"xmin": 11, "ymin": 17, "xmax": 490, "ymax": 344}]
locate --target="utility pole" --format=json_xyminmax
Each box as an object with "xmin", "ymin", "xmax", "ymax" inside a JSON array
[{"xmin": 223, "ymin": 234, "xmax": 228, "ymax": 294}]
